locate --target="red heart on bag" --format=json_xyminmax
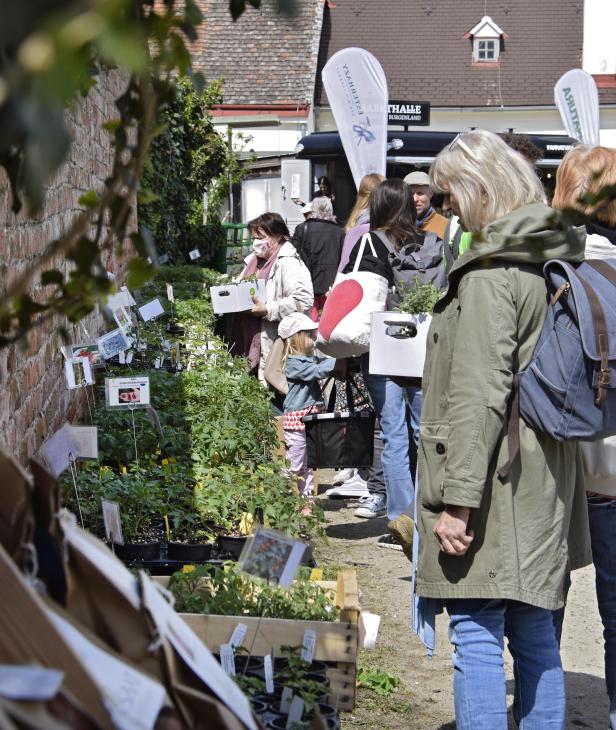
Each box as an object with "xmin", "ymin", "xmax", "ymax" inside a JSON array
[{"xmin": 319, "ymin": 279, "xmax": 364, "ymax": 341}]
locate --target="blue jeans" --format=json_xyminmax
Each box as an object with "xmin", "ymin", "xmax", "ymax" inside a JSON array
[
  {"xmin": 588, "ymin": 496, "xmax": 616, "ymax": 730},
  {"xmin": 361, "ymin": 357, "xmax": 422, "ymax": 520},
  {"xmin": 446, "ymin": 599, "xmax": 565, "ymax": 730}
]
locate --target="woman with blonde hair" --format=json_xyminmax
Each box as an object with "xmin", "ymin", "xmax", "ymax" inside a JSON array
[
  {"xmin": 553, "ymin": 144, "xmax": 616, "ymax": 730},
  {"xmin": 338, "ymin": 172, "xmax": 385, "ymax": 271},
  {"xmin": 414, "ymin": 130, "xmax": 591, "ymax": 729}
]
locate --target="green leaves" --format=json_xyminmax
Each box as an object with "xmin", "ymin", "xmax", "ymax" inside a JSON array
[
  {"xmin": 357, "ymin": 666, "xmax": 400, "ymax": 697},
  {"xmin": 127, "ymin": 256, "xmax": 156, "ymax": 289}
]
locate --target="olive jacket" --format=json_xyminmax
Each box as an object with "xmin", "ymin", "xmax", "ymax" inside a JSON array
[{"xmin": 416, "ymin": 203, "xmax": 592, "ymax": 610}]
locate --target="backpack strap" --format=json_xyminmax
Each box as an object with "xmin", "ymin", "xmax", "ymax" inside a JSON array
[
  {"xmin": 586, "ymin": 259, "xmax": 616, "ymax": 287},
  {"xmin": 373, "ymin": 230, "xmax": 396, "ymax": 254},
  {"xmin": 577, "ymin": 271, "xmax": 611, "ymax": 405}
]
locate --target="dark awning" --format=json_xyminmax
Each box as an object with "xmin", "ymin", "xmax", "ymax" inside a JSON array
[{"xmin": 295, "ymin": 131, "xmax": 578, "ymax": 167}]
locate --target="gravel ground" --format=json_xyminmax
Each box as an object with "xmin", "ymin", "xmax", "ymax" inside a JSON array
[{"xmin": 313, "ymin": 475, "xmax": 609, "ymax": 730}]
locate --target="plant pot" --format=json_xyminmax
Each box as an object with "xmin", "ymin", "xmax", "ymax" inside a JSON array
[
  {"xmin": 266, "ymin": 717, "xmax": 308, "ymax": 730},
  {"xmin": 166, "ymin": 323, "xmax": 185, "ymax": 336},
  {"xmin": 273, "ymin": 658, "xmax": 328, "ymax": 680},
  {"xmin": 217, "ymin": 535, "xmax": 247, "ymax": 560},
  {"xmin": 113, "ymin": 541, "xmax": 160, "ymax": 562},
  {"xmin": 249, "ymin": 698, "xmax": 268, "ymax": 718},
  {"xmin": 167, "ymin": 541, "xmax": 214, "ymax": 562},
  {"xmin": 234, "ymin": 655, "xmax": 265, "ymax": 674}
]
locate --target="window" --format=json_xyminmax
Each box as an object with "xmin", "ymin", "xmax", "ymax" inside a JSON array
[{"xmin": 475, "ymin": 39, "xmax": 498, "ymax": 62}]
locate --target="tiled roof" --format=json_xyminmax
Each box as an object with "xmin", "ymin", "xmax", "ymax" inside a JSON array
[
  {"xmin": 190, "ymin": 0, "xmax": 325, "ymax": 107},
  {"xmin": 315, "ymin": 0, "xmax": 616, "ymax": 108}
]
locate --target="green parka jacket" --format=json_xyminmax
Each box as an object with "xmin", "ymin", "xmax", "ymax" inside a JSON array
[{"xmin": 416, "ymin": 203, "xmax": 592, "ymax": 610}]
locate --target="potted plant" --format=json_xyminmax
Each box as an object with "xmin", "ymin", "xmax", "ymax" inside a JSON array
[{"xmin": 369, "ymin": 279, "xmax": 441, "ymax": 379}]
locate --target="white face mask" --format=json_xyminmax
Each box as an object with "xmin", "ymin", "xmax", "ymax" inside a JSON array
[{"xmin": 252, "ymin": 240, "xmax": 269, "ymax": 257}]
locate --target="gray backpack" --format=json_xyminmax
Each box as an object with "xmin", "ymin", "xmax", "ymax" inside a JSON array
[{"xmin": 374, "ymin": 231, "xmax": 448, "ymax": 291}]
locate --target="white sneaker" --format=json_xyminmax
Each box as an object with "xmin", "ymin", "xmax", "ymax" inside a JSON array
[
  {"xmin": 354, "ymin": 493, "xmax": 387, "ymax": 518},
  {"xmin": 332, "ymin": 468, "xmax": 355, "ymax": 485},
  {"xmin": 325, "ymin": 474, "xmax": 369, "ymax": 498}
]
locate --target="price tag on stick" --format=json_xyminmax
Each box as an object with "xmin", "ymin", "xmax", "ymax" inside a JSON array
[
  {"xmin": 220, "ymin": 644, "xmax": 235, "ymax": 676},
  {"xmin": 102, "ymin": 500, "xmax": 124, "ymax": 545},
  {"xmin": 301, "ymin": 629, "xmax": 316, "ymax": 664},
  {"xmin": 264, "ymin": 655, "xmax": 274, "ymax": 695},
  {"xmin": 229, "ymin": 623, "xmax": 247, "ymax": 649}
]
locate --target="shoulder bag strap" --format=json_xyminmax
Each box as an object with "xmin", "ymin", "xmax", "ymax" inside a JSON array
[
  {"xmin": 352, "ymin": 233, "xmax": 377, "ymax": 272},
  {"xmin": 373, "ymin": 230, "xmax": 396, "ymax": 255},
  {"xmin": 586, "ymin": 259, "xmax": 616, "ymax": 288}
]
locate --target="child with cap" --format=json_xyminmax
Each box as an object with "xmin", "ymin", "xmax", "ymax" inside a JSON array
[{"xmin": 279, "ymin": 312, "xmax": 337, "ymax": 497}]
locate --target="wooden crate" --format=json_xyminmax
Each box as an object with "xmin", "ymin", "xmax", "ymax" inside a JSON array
[{"xmin": 156, "ymin": 570, "xmax": 361, "ymax": 710}]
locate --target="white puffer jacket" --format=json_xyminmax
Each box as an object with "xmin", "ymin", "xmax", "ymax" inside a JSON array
[
  {"xmin": 581, "ymin": 232, "xmax": 616, "ymax": 496},
  {"xmin": 258, "ymin": 241, "xmax": 313, "ymax": 383}
]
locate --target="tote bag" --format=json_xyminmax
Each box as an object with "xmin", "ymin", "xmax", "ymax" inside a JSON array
[{"xmin": 316, "ymin": 234, "xmax": 389, "ymax": 358}]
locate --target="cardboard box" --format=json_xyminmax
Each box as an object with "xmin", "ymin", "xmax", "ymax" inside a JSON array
[
  {"xmin": 210, "ymin": 281, "xmax": 267, "ymax": 314},
  {"xmin": 369, "ymin": 311, "xmax": 432, "ymax": 378}
]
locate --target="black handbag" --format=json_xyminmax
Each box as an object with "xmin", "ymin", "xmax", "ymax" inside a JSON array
[{"xmin": 302, "ymin": 376, "xmax": 375, "ymax": 468}]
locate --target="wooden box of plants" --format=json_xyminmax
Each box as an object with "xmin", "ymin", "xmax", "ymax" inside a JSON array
[{"xmin": 157, "ymin": 566, "xmax": 361, "ymax": 710}]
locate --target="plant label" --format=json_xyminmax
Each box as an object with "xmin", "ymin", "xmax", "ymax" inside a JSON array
[
  {"xmin": 126, "ymin": 350, "xmax": 134, "ymax": 364},
  {"xmin": 361, "ymin": 611, "xmax": 381, "ymax": 651},
  {"xmin": 64, "ymin": 356, "xmax": 93, "ymax": 389},
  {"xmin": 118, "ymin": 350, "xmax": 126, "ymax": 364},
  {"xmin": 63, "ymin": 342, "xmax": 102, "ymax": 367},
  {"xmin": 238, "ymin": 526, "xmax": 306, "ymax": 588},
  {"xmin": 154, "ymin": 357, "xmax": 161, "ymax": 369},
  {"xmin": 120, "ymin": 286, "xmax": 137, "ymax": 306},
  {"xmin": 264, "ymin": 655, "xmax": 274, "ymax": 694},
  {"xmin": 189, "ymin": 248, "xmax": 200, "ymax": 260},
  {"xmin": 138, "ymin": 298, "xmax": 165, "ymax": 322},
  {"xmin": 105, "ymin": 377, "xmax": 150, "ymax": 408},
  {"xmin": 107, "ymin": 290, "xmax": 134, "ymax": 311},
  {"xmin": 47, "ymin": 609, "xmax": 166, "ymax": 730},
  {"xmin": 286, "ymin": 697, "xmax": 304, "ymax": 728},
  {"xmin": 0, "ymin": 665, "xmax": 64, "ymax": 701},
  {"xmin": 220, "ymin": 644, "xmax": 235, "ymax": 676},
  {"xmin": 139, "ymin": 576, "xmax": 256, "ymax": 730},
  {"xmin": 280, "ymin": 688, "xmax": 293, "ymax": 713},
  {"xmin": 40, "ymin": 425, "xmax": 79, "ymax": 478},
  {"xmin": 66, "ymin": 425, "xmax": 98, "ymax": 461},
  {"xmin": 166, "ymin": 283, "xmax": 174, "ymax": 303},
  {"xmin": 112, "ymin": 305, "xmax": 133, "ymax": 333},
  {"xmin": 301, "ymin": 630, "xmax": 316, "ymax": 664},
  {"xmin": 102, "ymin": 500, "xmax": 124, "ymax": 545},
  {"xmin": 229, "ymin": 623, "xmax": 247, "ymax": 649},
  {"xmin": 97, "ymin": 328, "xmax": 132, "ymax": 361}
]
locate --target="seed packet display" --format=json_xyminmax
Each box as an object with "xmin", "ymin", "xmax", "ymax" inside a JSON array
[
  {"xmin": 96, "ymin": 327, "xmax": 131, "ymax": 361},
  {"xmin": 105, "ymin": 376, "xmax": 150, "ymax": 408},
  {"xmin": 64, "ymin": 357, "xmax": 94, "ymax": 389},
  {"xmin": 238, "ymin": 526, "xmax": 306, "ymax": 588}
]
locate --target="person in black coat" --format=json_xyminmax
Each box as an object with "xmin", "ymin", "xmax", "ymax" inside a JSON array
[{"xmin": 291, "ymin": 196, "xmax": 344, "ymax": 317}]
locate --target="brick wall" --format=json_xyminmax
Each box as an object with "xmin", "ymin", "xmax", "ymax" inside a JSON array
[{"xmin": 0, "ymin": 68, "xmax": 129, "ymax": 464}]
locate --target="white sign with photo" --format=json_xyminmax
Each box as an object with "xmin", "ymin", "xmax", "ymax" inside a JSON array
[
  {"xmin": 105, "ymin": 376, "xmax": 150, "ymax": 408},
  {"xmin": 238, "ymin": 526, "xmax": 306, "ymax": 588},
  {"xmin": 40, "ymin": 425, "xmax": 79, "ymax": 477},
  {"xmin": 112, "ymin": 305, "xmax": 133, "ymax": 333},
  {"xmin": 64, "ymin": 357, "xmax": 94, "ymax": 389},
  {"xmin": 62, "ymin": 342, "xmax": 102, "ymax": 367},
  {"xmin": 97, "ymin": 328, "xmax": 132, "ymax": 360}
]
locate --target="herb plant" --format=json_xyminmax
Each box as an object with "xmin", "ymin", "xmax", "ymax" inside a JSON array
[{"xmin": 395, "ymin": 279, "xmax": 441, "ymax": 315}]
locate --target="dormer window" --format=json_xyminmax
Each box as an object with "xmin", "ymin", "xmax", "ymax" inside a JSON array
[{"xmin": 465, "ymin": 15, "xmax": 507, "ymax": 66}]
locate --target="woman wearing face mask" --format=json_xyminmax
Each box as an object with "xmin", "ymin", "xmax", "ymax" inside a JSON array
[{"xmin": 240, "ymin": 212, "xmax": 313, "ymax": 408}]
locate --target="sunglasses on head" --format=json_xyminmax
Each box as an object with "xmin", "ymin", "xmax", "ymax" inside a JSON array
[{"xmin": 448, "ymin": 132, "xmax": 478, "ymax": 161}]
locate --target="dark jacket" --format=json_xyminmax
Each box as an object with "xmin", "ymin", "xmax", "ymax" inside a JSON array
[{"xmin": 291, "ymin": 218, "xmax": 344, "ymax": 295}]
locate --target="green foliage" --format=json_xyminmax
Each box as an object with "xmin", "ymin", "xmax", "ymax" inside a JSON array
[
  {"xmin": 357, "ymin": 666, "xmax": 400, "ymax": 697},
  {"xmin": 395, "ymin": 279, "xmax": 441, "ymax": 315},
  {"xmin": 139, "ymin": 77, "xmax": 242, "ymax": 264},
  {"xmin": 168, "ymin": 562, "xmax": 338, "ymax": 621}
]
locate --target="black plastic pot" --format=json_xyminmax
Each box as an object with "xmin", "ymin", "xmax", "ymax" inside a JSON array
[
  {"xmin": 166, "ymin": 323, "xmax": 185, "ymax": 336},
  {"xmin": 234, "ymin": 655, "xmax": 265, "ymax": 674},
  {"xmin": 249, "ymin": 698, "xmax": 268, "ymax": 718},
  {"xmin": 166, "ymin": 541, "xmax": 214, "ymax": 562},
  {"xmin": 273, "ymin": 658, "xmax": 329, "ymax": 680},
  {"xmin": 113, "ymin": 541, "xmax": 160, "ymax": 562},
  {"xmin": 217, "ymin": 535, "xmax": 247, "ymax": 560},
  {"xmin": 266, "ymin": 717, "xmax": 307, "ymax": 730}
]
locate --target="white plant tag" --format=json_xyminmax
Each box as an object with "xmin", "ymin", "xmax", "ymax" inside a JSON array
[
  {"xmin": 361, "ymin": 611, "xmax": 381, "ymax": 650},
  {"xmin": 126, "ymin": 350, "xmax": 134, "ymax": 364},
  {"xmin": 301, "ymin": 630, "xmax": 316, "ymax": 664},
  {"xmin": 154, "ymin": 358, "xmax": 161, "ymax": 369},
  {"xmin": 189, "ymin": 248, "xmax": 200, "ymax": 260},
  {"xmin": 280, "ymin": 687, "xmax": 293, "ymax": 713},
  {"xmin": 220, "ymin": 644, "xmax": 235, "ymax": 676},
  {"xmin": 229, "ymin": 623, "xmax": 247, "ymax": 649},
  {"xmin": 138, "ymin": 298, "xmax": 165, "ymax": 322},
  {"xmin": 286, "ymin": 696, "xmax": 304, "ymax": 728},
  {"xmin": 264, "ymin": 654, "xmax": 274, "ymax": 695},
  {"xmin": 166, "ymin": 283, "xmax": 174, "ymax": 303},
  {"xmin": 0, "ymin": 665, "xmax": 64, "ymax": 701},
  {"xmin": 102, "ymin": 500, "xmax": 124, "ymax": 546},
  {"xmin": 118, "ymin": 350, "xmax": 126, "ymax": 364},
  {"xmin": 47, "ymin": 610, "xmax": 165, "ymax": 730}
]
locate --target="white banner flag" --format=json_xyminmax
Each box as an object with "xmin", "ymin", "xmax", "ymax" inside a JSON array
[
  {"xmin": 554, "ymin": 69, "xmax": 600, "ymax": 146},
  {"xmin": 322, "ymin": 48, "xmax": 388, "ymax": 189}
]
